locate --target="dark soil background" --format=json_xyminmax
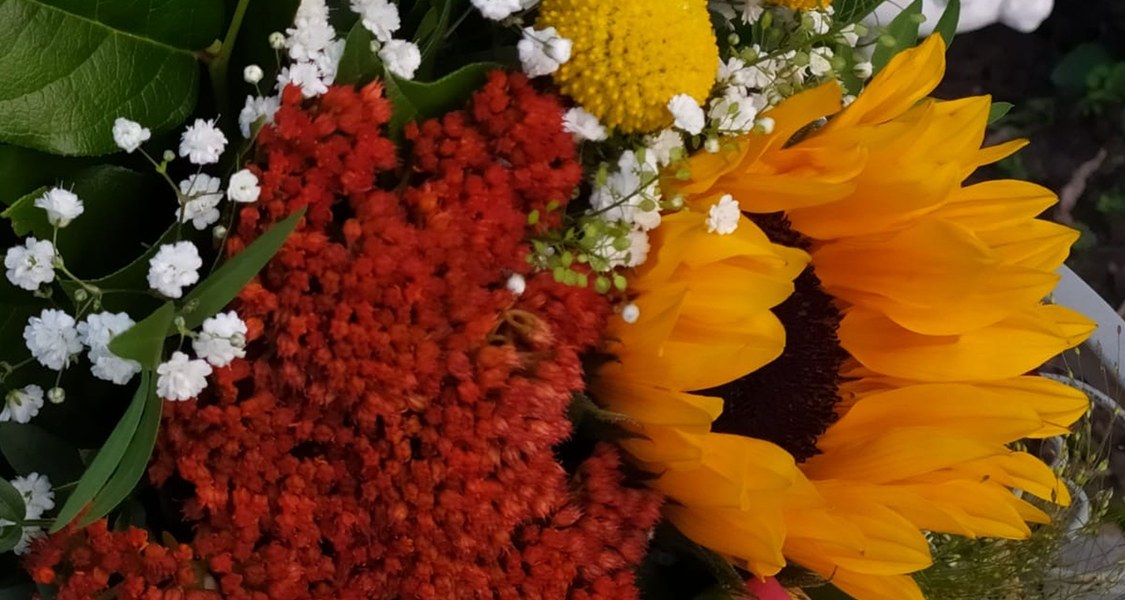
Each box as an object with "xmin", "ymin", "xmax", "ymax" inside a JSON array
[{"xmin": 937, "ymin": 1, "xmax": 1125, "ymax": 310}]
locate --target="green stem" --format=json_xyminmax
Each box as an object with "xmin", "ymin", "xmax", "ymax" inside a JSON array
[{"xmin": 208, "ymin": 0, "xmax": 254, "ymax": 116}]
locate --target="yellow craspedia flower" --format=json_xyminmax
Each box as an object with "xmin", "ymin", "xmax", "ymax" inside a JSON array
[
  {"xmin": 770, "ymin": 0, "xmax": 831, "ymax": 9},
  {"xmin": 537, "ymin": 0, "xmax": 719, "ymax": 134}
]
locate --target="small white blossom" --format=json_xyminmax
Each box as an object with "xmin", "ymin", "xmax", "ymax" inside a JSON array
[
  {"xmin": 317, "ymin": 38, "xmax": 346, "ymax": 85},
  {"xmin": 704, "ymin": 137, "xmax": 720, "ymax": 153},
  {"xmin": 193, "ymin": 311, "xmax": 248, "ymax": 368},
  {"xmin": 517, "ymin": 26, "xmax": 572, "ymax": 78},
  {"xmin": 843, "ymin": 94, "xmax": 857, "ymax": 107},
  {"xmin": 472, "ymin": 0, "xmax": 521, "ymax": 20},
  {"xmin": 12, "ymin": 473, "xmax": 54, "ymax": 519},
  {"xmin": 278, "ymin": 62, "xmax": 330, "ymax": 98},
  {"xmin": 717, "ymin": 57, "xmax": 752, "ymax": 87},
  {"xmin": 589, "ymin": 151, "xmax": 662, "ymax": 231},
  {"xmin": 269, "ymin": 32, "xmax": 287, "ymax": 49},
  {"xmin": 1, "ymin": 385, "xmax": 44, "ymax": 424},
  {"xmin": 562, "ymin": 107, "xmax": 607, "ymax": 142},
  {"xmin": 350, "ymin": 0, "xmax": 401, "ymax": 42},
  {"xmin": 808, "ymin": 47, "xmax": 834, "ymax": 77},
  {"xmin": 239, "ymin": 95, "xmax": 281, "ymax": 138},
  {"xmin": 379, "ymin": 40, "xmax": 422, "ymax": 80},
  {"xmin": 742, "ymin": 0, "xmax": 765, "ymax": 23},
  {"xmin": 78, "ymin": 312, "xmax": 141, "ymax": 385},
  {"xmin": 243, "ymin": 64, "xmax": 264, "ymax": 84},
  {"xmin": 147, "ymin": 242, "xmax": 202, "ymax": 299},
  {"xmin": 757, "ymin": 116, "xmax": 776, "ymax": 134},
  {"xmin": 156, "ymin": 351, "xmax": 212, "ymax": 401},
  {"xmin": 111, "ymin": 118, "xmax": 151, "ymax": 153},
  {"xmin": 668, "ymin": 94, "xmax": 706, "ymax": 135},
  {"xmin": 177, "ymin": 174, "xmax": 223, "ymax": 231},
  {"xmin": 179, "ymin": 118, "xmax": 228, "ymax": 165},
  {"xmin": 228, "ymin": 169, "xmax": 261, "ymax": 204},
  {"xmin": 707, "ymin": 194, "xmax": 741, "ymax": 235},
  {"xmin": 47, "ymin": 387, "xmax": 65, "ymax": 405},
  {"xmin": 837, "ymin": 23, "xmax": 860, "ymax": 47},
  {"xmin": 809, "ymin": 9, "xmax": 832, "ymax": 35},
  {"xmin": 854, "ymin": 61, "xmax": 873, "ymax": 80},
  {"xmin": 286, "ymin": 0, "xmax": 335, "ymax": 61},
  {"xmin": 621, "ymin": 303, "xmax": 641, "ymax": 324},
  {"xmin": 709, "ymin": 90, "xmax": 765, "ymax": 133},
  {"xmin": 23, "ymin": 309, "xmax": 82, "ymax": 371},
  {"xmin": 34, "ymin": 188, "xmax": 84, "ymax": 228},
  {"xmin": 592, "ymin": 229, "xmax": 650, "ymax": 269},
  {"xmin": 5, "ymin": 237, "xmax": 55, "ymax": 291},
  {"xmin": 506, "ymin": 274, "xmax": 526, "ymax": 296},
  {"xmin": 645, "ymin": 129, "xmax": 685, "ymax": 167}
]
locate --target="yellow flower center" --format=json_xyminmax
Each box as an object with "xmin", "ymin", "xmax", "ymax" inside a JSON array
[
  {"xmin": 770, "ymin": 0, "xmax": 831, "ymax": 9},
  {"xmin": 537, "ymin": 0, "xmax": 719, "ymax": 134}
]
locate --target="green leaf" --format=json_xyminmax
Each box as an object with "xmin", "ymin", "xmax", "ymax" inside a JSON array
[
  {"xmin": 78, "ymin": 377, "xmax": 161, "ymax": 527},
  {"xmin": 0, "ymin": 423, "xmax": 86, "ymax": 486},
  {"xmin": 932, "ymin": 0, "xmax": 960, "ymax": 48},
  {"xmin": 176, "ymin": 207, "xmax": 305, "ymax": 332},
  {"xmin": 0, "ymin": 145, "xmax": 95, "ymax": 206},
  {"xmin": 335, "ymin": 22, "xmax": 381, "ymax": 86},
  {"xmin": 107, "ymin": 302, "xmax": 174, "ymax": 370},
  {"xmin": 833, "ymin": 0, "xmax": 884, "ymax": 26},
  {"xmin": 0, "ymin": 0, "xmax": 224, "ymax": 155},
  {"xmin": 871, "ymin": 0, "xmax": 924, "ymax": 74},
  {"xmin": 0, "ymin": 526, "xmax": 20, "ymax": 555},
  {"xmin": 0, "ymin": 187, "xmax": 49, "ymax": 237},
  {"xmin": 988, "ymin": 101, "xmax": 1014, "ymax": 124},
  {"xmin": 384, "ymin": 62, "xmax": 499, "ymax": 136},
  {"xmin": 0, "ymin": 479, "xmax": 25, "ymax": 524},
  {"xmin": 51, "ymin": 371, "xmax": 149, "ymax": 533},
  {"xmin": 1052, "ymin": 43, "xmax": 1113, "ymax": 93}
]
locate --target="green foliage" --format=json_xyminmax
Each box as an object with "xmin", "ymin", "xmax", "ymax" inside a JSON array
[
  {"xmin": 383, "ymin": 62, "xmax": 499, "ymax": 136},
  {"xmin": 107, "ymin": 303, "xmax": 175, "ymax": 370},
  {"xmin": 0, "ymin": 0, "xmax": 224, "ymax": 155},
  {"xmin": 988, "ymin": 101, "xmax": 1015, "ymax": 125},
  {"xmin": 833, "ymin": 0, "xmax": 884, "ymax": 26},
  {"xmin": 1052, "ymin": 43, "xmax": 1113, "ymax": 93},
  {"xmin": 1096, "ymin": 190, "xmax": 1125, "ymax": 216},
  {"xmin": 0, "ymin": 423, "xmax": 85, "ymax": 488},
  {"xmin": 933, "ymin": 0, "xmax": 961, "ymax": 48},
  {"xmin": 1080, "ymin": 62, "xmax": 1125, "ymax": 116},
  {"xmin": 335, "ymin": 23, "xmax": 381, "ymax": 86},
  {"xmin": 871, "ymin": 0, "xmax": 924, "ymax": 74},
  {"xmin": 0, "ymin": 479, "xmax": 26, "ymax": 554}
]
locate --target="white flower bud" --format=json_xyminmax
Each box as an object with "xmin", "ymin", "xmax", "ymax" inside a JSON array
[
  {"xmin": 269, "ymin": 32, "xmax": 286, "ymax": 50},
  {"xmin": 243, "ymin": 64, "xmax": 264, "ymax": 84},
  {"xmin": 621, "ymin": 303, "xmax": 641, "ymax": 324},
  {"xmin": 47, "ymin": 387, "xmax": 65, "ymax": 405}
]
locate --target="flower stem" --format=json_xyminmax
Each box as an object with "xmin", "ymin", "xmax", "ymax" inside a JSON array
[{"xmin": 209, "ymin": 0, "xmax": 254, "ymax": 116}]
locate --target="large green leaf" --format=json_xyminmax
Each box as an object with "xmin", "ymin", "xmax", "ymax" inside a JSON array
[
  {"xmin": 176, "ymin": 206, "xmax": 305, "ymax": 331},
  {"xmin": 108, "ymin": 302, "xmax": 175, "ymax": 371},
  {"xmin": 0, "ymin": 479, "xmax": 25, "ymax": 524},
  {"xmin": 932, "ymin": 0, "xmax": 960, "ymax": 48},
  {"xmin": 0, "ymin": 145, "xmax": 95, "ymax": 206},
  {"xmin": 335, "ymin": 22, "xmax": 381, "ymax": 86},
  {"xmin": 51, "ymin": 371, "xmax": 149, "ymax": 533},
  {"xmin": 384, "ymin": 62, "xmax": 499, "ymax": 135},
  {"xmin": 871, "ymin": 0, "xmax": 924, "ymax": 74},
  {"xmin": 833, "ymin": 0, "xmax": 884, "ymax": 26},
  {"xmin": 0, "ymin": 526, "xmax": 20, "ymax": 555},
  {"xmin": 78, "ymin": 376, "xmax": 161, "ymax": 527},
  {"xmin": 0, "ymin": 0, "xmax": 224, "ymax": 156},
  {"xmin": 0, "ymin": 423, "xmax": 85, "ymax": 486}
]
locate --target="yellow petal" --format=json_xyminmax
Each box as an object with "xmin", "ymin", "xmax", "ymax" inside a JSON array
[
  {"xmin": 646, "ymin": 432, "xmax": 799, "ymax": 508},
  {"xmin": 590, "ymin": 377, "xmax": 723, "ymax": 431},
  {"xmin": 801, "ymin": 427, "xmax": 1003, "ymax": 483},
  {"xmin": 976, "ymin": 219, "xmax": 1080, "ymax": 271},
  {"xmin": 972, "ymin": 376, "xmax": 1090, "ymax": 435},
  {"xmin": 665, "ymin": 504, "xmax": 789, "ymax": 577},
  {"xmin": 930, "ymin": 180, "xmax": 1057, "ymax": 232}
]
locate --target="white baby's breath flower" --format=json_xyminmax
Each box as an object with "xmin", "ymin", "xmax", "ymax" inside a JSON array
[
  {"xmin": 668, "ymin": 94, "xmax": 706, "ymax": 135},
  {"xmin": 506, "ymin": 274, "xmax": 526, "ymax": 296},
  {"xmin": 23, "ymin": 309, "xmax": 82, "ymax": 371},
  {"xmin": 12, "ymin": 473, "xmax": 54, "ymax": 519},
  {"xmin": 156, "ymin": 351, "xmax": 212, "ymax": 401},
  {"xmin": 472, "ymin": 0, "xmax": 522, "ymax": 20},
  {"xmin": 709, "ymin": 89, "xmax": 764, "ymax": 134},
  {"xmin": 379, "ymin": 40, "xmax": 422, "ymax": 80},
  {"xmin": 854, "ymin": 60, "xmax": 873, "ymax": 80},
  {"xmin": 5, "ymin": 237, "xmax": 55, "ymax": 291},
  {"xmin": 228, "ymin": 169, "xmax": 261, "ymax": 204},
  {"xmin": 589, "ymin": 150, "xmax": 662, "ymax": 231},
  {"xmin": 278, "ymin": 62, "xmax": 330, "ymax": 98},
  {"xmin": 47, "ymin": 387, "xmax": 65, "ymax": 405},
  {"xmin": 34, "ymin": 188, "xmax": 84, "ymax": 228},
  {"xmin": 179, "ymin": 118, "xmax": 228, "ymax": 165},
  {"xmin": 193, "ymin": 311, "xmax": 248, "ymax": 367},
  {"xmin": 177, "ymin": 174, "xmax": 223, "ymax": 231},
  {"xmin": 111, "ymin": 118, "xmax": 151, "ymax": 153},
  {"xmin": 717, "ymin": 57, "xmax": 752, "ymax": 87},
  {"xmin": 243, "ymin": 64, "xmax": 264, "ymax": 84},
  {"xmin": 350, "ymin": 0, "xmax": 401, "ymax": 42},
  {"xmin": 1, "ymin": 385, "xmax": 44, "ymax": 424},
  {"xmin": 757, "ymin": 116, "xmax": 776, "ymax": 134},
  {"xmin": 809, "ymin": 9, "xmax": 832, "ymax": 35},
  {"xmin": 78, "ymin": 312, "xmax": 141, "ymax": 385},
  {"xmin": 562, "ymin": 107, "xmax": 607, "ymax": 142},
  {"xmin": 239, "ymin": 95, "xmax": 281, "ymax": 138},
  {"xmin": 147, "ymin": 242, "xmax": 202, "ymax": 299},
  {"xmin": 837, "ymin": 23, "xmax": 860, "ymax": 47},
  {"xmin": 706, "ymin": 194, "xmax": 741, "ymax": 235},
  {"xmin": 645, "ymin": 129, "xmax": 684, "ymax": 167},
  {"xmin": 808, "ymin": 47, "xmax": 834, "ymax": 77},
  {"xmin": 517, "ymin": 26, "xmax": 572, "ymax": 78},
  {"xmin": 286, "ymin": 0, "xmax": 335, "ymax": 61},
  {"xmin": 621, "ymin": 303, "xmax": 641, "ymax": 324}
]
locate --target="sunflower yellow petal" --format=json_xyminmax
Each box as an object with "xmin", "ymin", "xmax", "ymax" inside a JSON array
[
  {"xmin": 665, "ymin": 504, "xmax": 789, "ymax": 577},
  {"xmin": 930, "ymin": 180, "xmax": 1057, "ymax": 231},
  {"xmin": 800, "ymin": 427, "xmax": 1004, "ymax": 482},
  {"xmin": 590, "ymin": 377, "xmax": 723, "ymax": 431},
  {"xmin": 647, "ymin": 432, "xmax": 799, "ymax": 508},
  {"xmin": 976, "ymin": 219, "xmax": 1080, "ymax": 271}
]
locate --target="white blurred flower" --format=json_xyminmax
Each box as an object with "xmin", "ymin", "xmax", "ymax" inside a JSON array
[
  {"xmin": 227, "ymin": 169, "xmax": 261, "ymax": 204},
  {"xmin": 5, "ymin": 237, "xmax": 55, "ymax": 291},
  {"xmin": 379, "ymin": 40, "xmax": 422, "ymax": 80},
  {"xmin": 350, "ymin": 0, "xmax": 401, "ymax": 42},
  {"xmin": 709, "ymin": 90, "xmax": 764, "ymax": 134},
  {"xmin": 78, "ymin": 312, "xmax": 141, "ymax": 385},
  {"xmin": 278, "ymin": 62, "xmax": 330, "ymax": 98},
  {"xmin": 286, "ymin": 0, "xmax": 335, "ymax": 61},
  {"xmin": 147, "ymin": 242, "xmax": 202, "ymax": 298},
  {"xmin": 742, "ymin": 0, "xmax": 765, "ymax": 23},
  {"xmin": 34, "ymin": 188, "xmax": 84, "ymax": 228},
  {"xmin": 668, "ymin": 94, "xmax": 705, "ymax": 135},
  {"xmin": 808, "ymin": 47, "xmax": 834, "ymax": 77},
  {"xmin": 179, "ymin": 118, "xmax": 228, "ymax": 165},
  {"xmin": 854, "ymin": 60, "xmax": 873, "ymax": 80},
  {"xmin": 506, "ymin": 274, "xmax": 526, "ymax": 296},
  {"xmin": 562, "ymin": 107, "xmax": 607, "ymax": 142},
  {"xmin": 23, "ymin": 309, "xmax": 82, "ymax": 371},
  {"xmin": 156, "ymin": 351, "xmax": 212, "ymax": 401},
  {"xmin": 193, "ymin": 311, "xmax": 248, "ymax": 368},
  {"xmin": 518, "ymin": 26, "xmax": 572, "ymax": 78},
  {"xmin": 621, "ymin": 303, "xmax": 641, "ymax": 324},
  {"xmin": 1, "ymin": 385, "xmax": 44, "ymax": 424},
  {"xmin": 243, "ymin": 64, "xmax": 264, "ymax": 84},
  {"xmin": 239, "ymin": 95, "xmax": 281, "ymax": 138},
  {"xmin": 472, "ymin": 0, "xmax": 522, "ymax": 20},
  {"xmin": 706, "ymin": 194, "xmax": 741, "ymax": 235},
  {"xmin": 645, "ymin": 129, "xmax": 685, "ymax": 167},
  {"xmin": 12, "ymin": 473, "xmax": 54, "ymax": 519},
  {"xmin": 111, "ymin": 118, "xmax": 151, "ymax": 153},
  {"xmin": 589, "ymin": 150, "xmax": 662, "ymax": 231},
  {"xmin": 177, "ymin": 174, "xmax": 223, "ymax": 231}
]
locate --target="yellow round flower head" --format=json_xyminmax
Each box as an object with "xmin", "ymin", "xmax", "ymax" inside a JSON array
[
  {"xmin": 537, "ymin": 0, "xmax": 719, "ymax": 134},
  {"xmin": 770, "ymin": 0, "xmax": 831, "ymax": 9}
]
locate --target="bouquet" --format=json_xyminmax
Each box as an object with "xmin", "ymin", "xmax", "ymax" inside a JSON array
[{"xmin": 0, "ymin": 0, "xmax": 1101, "ymax": 598}]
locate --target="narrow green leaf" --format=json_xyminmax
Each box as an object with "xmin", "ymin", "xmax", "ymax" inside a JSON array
[
  {"xmin": 871, "ymin": 0, "xmax": 924, "ymax": 74},
  {"xmin": 0, "ymin": 423, "xmax": 86, "ymax": 486},
  {"xmin": 335, "ymin": 22, "xmax": 381, "ymax": 86},
  {"xmin": 51, "ymin": 371, "xmax": 149, "ymax": 533},
  {"xmin": 176, "ymin": 207, "xmax": 305, "ymax": 332},
  {"xmin": 78, "ymin": 378, "xmax": 161, "ymax": 527},
  {"xmin": 0, "ymin": 479, "xmax": 25, "ymax": 524},
  {"xmin": 833, "ymin": 0, "xmax": 884, "ymax": 26},
  {"xmin": 385, "ymin": 62, "xmax": 499, "ymax": 136},
  {"xmin": 933, "ymin": 0, "xmax": 960, "ymax": 48},
  {"xmin": 988, "ymin": 101, "xmax": 1014, "ymax": 124},
  {"xmin": 107, "ymin": 303, "xmax": 175, "ymax": 370},
  {"xmin": 0, "ymin": 0, "xmax": 222, "ymax": 155}
]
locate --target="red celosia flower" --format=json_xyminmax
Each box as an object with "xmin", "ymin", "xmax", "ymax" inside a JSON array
[{"xmin": 31, "ymin": 73, "xmax": 660, "ymax": 599}]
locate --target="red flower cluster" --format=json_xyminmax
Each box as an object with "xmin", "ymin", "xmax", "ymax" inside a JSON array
[
  {"xmin": 24, "ymin": 520, "xmax": 219, "ymax": 600},
  {"xmin": 26, "ymin": 73, "xmax": 658, "ymax": 598}
]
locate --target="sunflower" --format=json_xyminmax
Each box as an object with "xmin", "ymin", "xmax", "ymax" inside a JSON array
[{"xmin": 592, "ymin": 36, "xmax": 1096, "ymax": 600}]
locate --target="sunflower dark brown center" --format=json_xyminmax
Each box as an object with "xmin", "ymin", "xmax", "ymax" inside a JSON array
[{"xmin": 704, "ymin": 213, "xmax": 846, "ymax": 463}]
